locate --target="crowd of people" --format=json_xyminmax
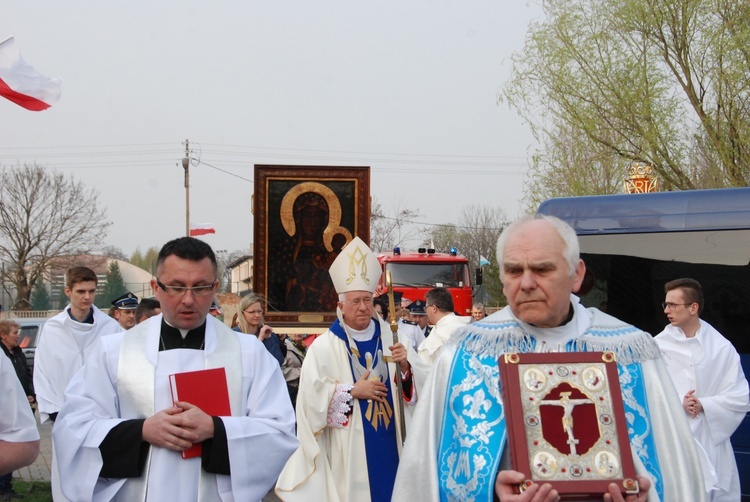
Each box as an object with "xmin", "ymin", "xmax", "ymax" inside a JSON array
[{"xmin": 1, "ymin": 215, "xmax": 748, "ymax": 501}]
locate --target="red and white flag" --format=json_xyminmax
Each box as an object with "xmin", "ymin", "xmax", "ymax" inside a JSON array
[
  {"xmin": 189, "ymin": 223, "xmax": 216, "ymax": 237},
  {"xmin": 0, "ymin": 36, "xmax": 62, "ymax": 111}
]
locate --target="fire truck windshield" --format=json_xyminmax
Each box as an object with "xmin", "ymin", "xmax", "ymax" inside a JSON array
[{"xmin": 387, "ymin": 263, "xmax": 468, "ymax": 288}]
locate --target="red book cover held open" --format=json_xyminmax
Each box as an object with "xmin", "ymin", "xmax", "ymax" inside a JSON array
[{"xmin": 169, "ymin": 367, "xmax": 231, "ymax": 459}]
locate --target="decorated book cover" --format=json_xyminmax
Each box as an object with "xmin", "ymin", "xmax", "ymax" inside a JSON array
[{"xmin": 498, "ymin": 352, "xmax": 639, "ymax": 499}]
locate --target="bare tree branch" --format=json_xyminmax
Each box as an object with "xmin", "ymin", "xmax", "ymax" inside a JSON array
[{"xmin": 0, "ymin": 164, "xmax": 111, "ymax": 309}]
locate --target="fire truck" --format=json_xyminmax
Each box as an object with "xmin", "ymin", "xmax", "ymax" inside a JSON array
[{"xmin": 376, "ymin": 246, "xmax": 475, "ymax": 315}]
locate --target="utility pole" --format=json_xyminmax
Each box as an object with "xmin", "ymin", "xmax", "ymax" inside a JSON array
[{"xmin": 182, "ymin": 139, "xmax": 190, "ymax": 237}]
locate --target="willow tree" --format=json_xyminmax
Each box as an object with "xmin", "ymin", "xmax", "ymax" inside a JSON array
[
  {"xmin": 502, "ymin": 0, "xmax": 750, "ymax": 210},
  {"xmin": 0, "ymin": 164, "xmax": 110, "ymax": 309}
]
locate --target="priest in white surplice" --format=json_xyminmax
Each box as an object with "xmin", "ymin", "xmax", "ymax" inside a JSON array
[
  {"xmin": 33, "ymin": 266, "xmax": 121, "ymax": 501},
  {"xmin": 53, "ymin": 237, "xmax": 298, "ymax": 501},
  {"xmin": 34, "ymin": 267, "xmax": 121, "ymax": 426},
  {"xmin": 417, "ymin": 286, "xmax": 470, "ymax": 364},
  {"xmin": 275, "ymin": 236, "xmax": 416, "ymax": 502},
  {"xmin": 393, "ymin": 216, "xmax": 706, "ymax": 502},
  {"xmin": 655, "ymin": 278, "xmax": 750, "ymax": 502}
]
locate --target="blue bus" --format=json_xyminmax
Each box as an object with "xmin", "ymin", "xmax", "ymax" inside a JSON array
[{"xmin": 538, "ymin": 187, "xmax": 750, "ymax": 498}]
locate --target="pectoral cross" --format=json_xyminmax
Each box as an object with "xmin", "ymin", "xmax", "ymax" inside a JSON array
[{"xmin": 540, "ymin": 392, "xmax": 592, "ymax": 456}]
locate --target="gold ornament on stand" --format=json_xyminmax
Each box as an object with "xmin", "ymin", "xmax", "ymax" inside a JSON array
[{"xmin": 623, "ymin": 162, "xmax": 659, "ymax": 193}]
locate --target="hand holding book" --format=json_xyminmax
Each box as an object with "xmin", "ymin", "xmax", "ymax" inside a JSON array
[{"xmin": 169, "ymin": 367, "xmax": 231, "ymax": 458}]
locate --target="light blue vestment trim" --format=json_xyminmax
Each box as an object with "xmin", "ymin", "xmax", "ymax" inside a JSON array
[{"xmin": 436, "ymin": 316, "xmax": 664, "ymax": 501}]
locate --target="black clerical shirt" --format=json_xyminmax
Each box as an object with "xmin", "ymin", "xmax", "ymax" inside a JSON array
[
  {"xmin": 159, "ymin": 319, "xmax": 206, "ymax": 350},
  {"xmin": 98, "ymin": 319, "xmax": 230, "ymax": 478}
]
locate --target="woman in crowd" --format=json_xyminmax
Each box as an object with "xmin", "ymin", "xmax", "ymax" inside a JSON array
[{"xmin": 234, "ymin": 293, "xmax": 285, "ymax": 365}]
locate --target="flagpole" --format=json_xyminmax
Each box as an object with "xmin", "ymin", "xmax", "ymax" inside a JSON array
[{"xmin": 182, "ymin": 139, "xmax": 190, "ymax": 237}]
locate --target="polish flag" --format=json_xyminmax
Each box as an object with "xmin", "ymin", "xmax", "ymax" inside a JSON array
[
  {"xmin": 0, "ymin": 36, "xmax": 62, "ymax": 111},
  {"xmin": 189, "ymin": 223, "xmax": 216, "ymax": 237}
]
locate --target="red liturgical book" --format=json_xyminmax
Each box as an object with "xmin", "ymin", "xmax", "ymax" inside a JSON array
[
  {"xmin": 498, "ymin": 352, "xmax": 639, "ymax": 499},
  {"xmin": 169, "ymin": 367, "xmax": 231, "ymax": 459}
]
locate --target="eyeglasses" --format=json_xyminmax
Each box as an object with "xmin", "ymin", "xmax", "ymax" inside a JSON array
[
  {"xmin": 661, "ymin": 302, "xmax": 694, "ymax": 310},
  {"xmin": 155, "ymin": 278, "xmax": 216, "ymax": 297},
  {"xmin": 342, "ymin": 297, "xmax": 374, "ymax": 307}
]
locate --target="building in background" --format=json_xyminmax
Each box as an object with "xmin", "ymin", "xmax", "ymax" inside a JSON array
[{"xmin": 227, "ymin": 254, "xmax": 253, "ymax": 295}]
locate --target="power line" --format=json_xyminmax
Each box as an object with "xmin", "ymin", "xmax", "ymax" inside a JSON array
[
  {"xmin": 0, "ymin": 141, "xmax": 529, "ymax": 178},
  {"xmin": 375, "ymin": 214, "xmax": 508, "ymax": 231},
  {"xmin": 196, "ymin": 159, "xmax": 253, "ymax": 183},
  {"xmin": 0, "ymin": 141, "xmax": 529, "ymax": 163},
  {"xmin": 198, "ymin": 142, "xmax": 528, "ymax": 160}
]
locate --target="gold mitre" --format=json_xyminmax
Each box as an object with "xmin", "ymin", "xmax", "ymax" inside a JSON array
[{"xmin": 329, "ymin": 236, "xmax": 381, "ymax": 294}]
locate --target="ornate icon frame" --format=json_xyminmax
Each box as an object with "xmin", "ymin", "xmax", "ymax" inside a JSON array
[
  {"xmin": 253, "ymin": 165, "xmax": 370, "ymax": 328},
  {"xmin": 498, "ymin": 351, "xmax": 639, "ymax": 499}
]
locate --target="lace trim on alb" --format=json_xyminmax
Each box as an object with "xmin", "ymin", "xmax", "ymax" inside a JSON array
[{"xmin": 327, "ymin": 383, "xmax": 354, "ymax": 429}]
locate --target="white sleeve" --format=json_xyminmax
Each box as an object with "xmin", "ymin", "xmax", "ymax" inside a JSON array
[
  {"xmin": 0, "ymin": 356, "xmax": 39, "ymax": 443},
  {"xmin": 220, "ymin": 336, "xmax": 299, "ymax": 502},
  {"xmin": 52, "ymin": 335, "xmax": 127, "ymax": 502}
]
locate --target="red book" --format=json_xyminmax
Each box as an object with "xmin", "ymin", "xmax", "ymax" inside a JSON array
[{"xmin": 169, "ymin": 367, "xmax": 231, "ymax": 459}]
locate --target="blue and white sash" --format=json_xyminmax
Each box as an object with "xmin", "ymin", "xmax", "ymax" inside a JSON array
[{"xmin": 436, "ymin": 317, "xmax": 664, "ymax": 501}]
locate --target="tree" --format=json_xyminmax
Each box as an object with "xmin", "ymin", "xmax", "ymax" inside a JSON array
[
  {"xmin": 0, "ymin": 164, "xmax": 110, "ymax": 310},
  {"xmin": 502, "ymin": 0, "xmax": 750, "ymax": 210},
  {"xmin": 130, "ymin": 248, "xmax": 144, "ymax": 268},
  {"xmin": 31, "ymin": 280, "xmax": 52, "ymax": 311},
  {"xmin": 130, "ymin": 246, "xmax": 160, "ymax": 274},
  {"xmin": 217, "ymin": 249, "xmax": 248, "ymax": 293},
  {"xmin": 427, "ymin": 224, "xmax": 461, "ymax": 254},
  {"xmin": 100, "ymin": 245, "xmax": 128, "ymax": 261},
  {"xmin": 520, "ymin": 123, "xmax": 639, "ymax": 211},
  {"xmin": 370, "ymin": 199, "xmax": 421, "ymax": 253},
  {"xmin": 56, "ymin": 285, "xmax": 69, "ymax": 311},
  {"xmin": 423, "ymin": 205, "xmax": 508, "ymax": 306},
  {"xmin": 99, "ymin": 261, "xmax": 126, "ymax": 308}
]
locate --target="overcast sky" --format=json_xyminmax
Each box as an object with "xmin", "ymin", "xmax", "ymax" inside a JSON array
[{"xmin": 0, "ymin": 1, "xmax": 543, "ymax": 257}]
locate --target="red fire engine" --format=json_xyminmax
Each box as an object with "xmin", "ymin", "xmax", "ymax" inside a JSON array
[{"xmin": 376, "ymin": 246, "xmax": 474, "ymax": 315}]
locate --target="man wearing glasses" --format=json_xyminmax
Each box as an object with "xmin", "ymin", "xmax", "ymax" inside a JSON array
[
  {"xmin": 655, "ymin": 278, "xmax": 750, "ymax": 502},
  {"xmin": 276, "ymin": 236, "xmax": 413, "ymax": 502},
  {"xmin": 53, "ymin": 237, "xmax": 298, "ymax": 501},
  {"xmin": 417, "ymin": 287, "xmax": 470, "ymax": 365},
  {"xmin": 393, "ymin": 215, "xmax": 704, "ymax": 502}
]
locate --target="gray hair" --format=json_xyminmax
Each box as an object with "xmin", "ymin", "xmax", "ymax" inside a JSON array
[
  {"xmin": 496, "ymin": 214, "xmax": 580, "ymax": 279},
  {"xmin": 338, "ymin": 292, "xmax": 374, "ymax": 303}
]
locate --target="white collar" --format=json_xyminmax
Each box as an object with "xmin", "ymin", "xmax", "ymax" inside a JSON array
[
  {"xmin": 513, "ymin": 295, "xmax": 592, "ymax": 351},
  {"xmin": 346, "ymin": 319, "xmax": 376, "ymax": 342}
]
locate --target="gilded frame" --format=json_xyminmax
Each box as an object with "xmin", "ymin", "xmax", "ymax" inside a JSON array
[{"xmin": 252, "ymin": 165, "xmax": 370, "ymax": 328}]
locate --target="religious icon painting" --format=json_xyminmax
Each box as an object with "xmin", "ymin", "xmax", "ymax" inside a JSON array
[
  {"xmin": 253, "ymin": 165, "xmax": 370, "ymax": 328},
  {"xmin": 498, "ymin": 352, "xmax": 640, "ymax": 499}
]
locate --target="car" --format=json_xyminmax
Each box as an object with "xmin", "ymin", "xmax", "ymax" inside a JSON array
[{"xmin": 11, "ymin": 318, "xmax": 48, "ymax": 375}]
